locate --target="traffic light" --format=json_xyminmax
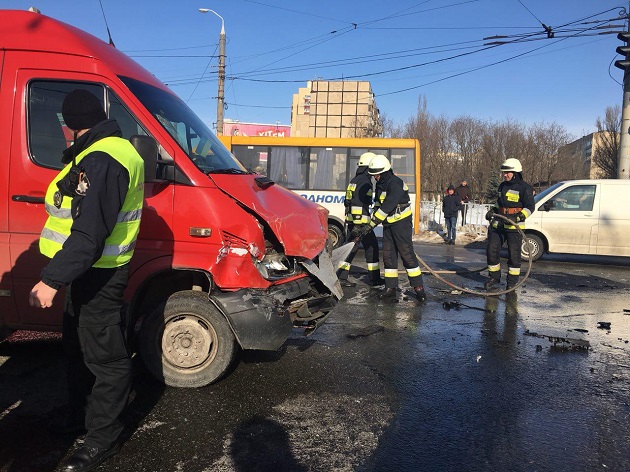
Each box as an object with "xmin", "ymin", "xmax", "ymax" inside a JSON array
[{"xmin": 615, "ymin": 32, "xmax": 630, "ymax": 70}]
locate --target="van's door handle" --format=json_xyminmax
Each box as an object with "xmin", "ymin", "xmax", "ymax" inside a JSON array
[
  {"xmin": 583, "ymin": 213, "xmax": 593, "ymax": 217},
  {"xmin": 12, "ymin": 195, "xmax": 45, "ymax": 204}
]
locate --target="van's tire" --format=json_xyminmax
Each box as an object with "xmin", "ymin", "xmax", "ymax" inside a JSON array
[
  {"xmin": 328, "ymin": 223, "xmax": 345, "ymax": 249},
  {"xmin": 139, "ymin": 290, "xmax": 237, "ymax": 387},
  {"xmin": 522, "ymin": 234, "xmax": 544, "ymax": 262}
]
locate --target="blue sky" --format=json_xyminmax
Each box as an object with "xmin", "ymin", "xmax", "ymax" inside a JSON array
[{"xmin": 5, "ymin": 0, "xmax": 627, "ymax": 138}]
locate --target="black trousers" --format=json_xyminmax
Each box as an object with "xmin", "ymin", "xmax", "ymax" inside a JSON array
[
  {"xmin": 382, "ymin": 217, "xmax": 423, "ymax": 289},
  {"xmin": 486, "ymin": 225, "xmax": 522, "ymax": 279},
  {"xmin": 62, "ymin": 264, "xmax": 132, "ymax": 449},
  {"xmin": 337, "ymin": 222, "xmax": 380, "ymax": 280}
]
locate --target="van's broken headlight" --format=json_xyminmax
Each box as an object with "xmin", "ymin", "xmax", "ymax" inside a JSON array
[{"xmin": 255, "ymin": 251, "xmax": 298, "ymax": 280}]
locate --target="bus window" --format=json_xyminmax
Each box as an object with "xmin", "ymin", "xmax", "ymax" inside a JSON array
[
  {"xmin": 232, "ymin": 145, "xmax": 268, "ymax": 174},
  {"xmin": 391, "ymin": 148, "xmax": 415, "ymax": 193},
  {"xmin": 310, "ymin": 147, "xmax": 347, "ymax": 190},
  {"xmin": 269, "ymin": 146, "xmax": 307, "ymax": 189},
  {"xmin": 347, "ymin": 148, "xmax": 388, "ymax": 185}
]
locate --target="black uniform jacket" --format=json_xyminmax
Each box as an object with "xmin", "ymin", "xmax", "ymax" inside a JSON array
[
  {"xmin": 495, "ymin": 174, "xmax": 535, "ymax": 227},
  {"xmin": 41, "ymin": 120, "xmax": 131, "ymax": 289},
  {"xmin": 375, "ymin": 171, "xmax": 410, "ymax": 226},
  {"xmin": 348, "ymin": 167, "xmax": 373, "ymax": 218}
]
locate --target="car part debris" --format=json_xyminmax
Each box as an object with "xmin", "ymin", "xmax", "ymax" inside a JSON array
[
  {"xmin": 524, "ymin": 330, "xmax": 590, "ymax": 350},
  {"xmin": 442, "ymin": 300, "xmax": 490, "ymax": 313}
]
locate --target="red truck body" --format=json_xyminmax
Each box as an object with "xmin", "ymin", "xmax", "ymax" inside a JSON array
[{"xmin": 0, "ymin": 10, "xmax": 340, "ymax": 387}]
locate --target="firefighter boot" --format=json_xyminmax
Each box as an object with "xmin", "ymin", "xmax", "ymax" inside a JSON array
[
  {"xmin": 339, "ymin": 279, "xmax": 357, "ymax": 288},
  {"xmin": 413, "ymin": 286, "xmax": 427, "ymax": 302},
  {"xmin": 370, "ymin": 274, "xmax": 386, "ymax": 286},
  {"xmin": 484, "ymin": 273, "xmax": 501, "ymax": 291},
  {"xmin": 506, "ymin": 274, "xmax": 519, "ymax": 290},
  {"xmin": 378, "ymin": 287, "xmax": 397, "ymax": 300}
]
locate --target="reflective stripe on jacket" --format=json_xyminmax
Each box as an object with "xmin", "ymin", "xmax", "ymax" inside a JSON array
[
  {"xmin": 345, "ymin": 169, "xmax": 373, "ymax": 224},
  {"xmin": 40, "ymin": 137, "xmax": 144, "ymax": 267},
  {"xmin": 373, "ymin": 172, "xmax": 412, "ymax": 225},
  {"xmin": 491, "ymin": 176, "xmax": 534, "ymax": 231}
]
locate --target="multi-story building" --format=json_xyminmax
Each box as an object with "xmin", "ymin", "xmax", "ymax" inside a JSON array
[
  {"xmin": 291, "ymin": 80, "xmax": 381, "ymax": 138},
  {"xmin": 558, "ymin": 132, "xmax": 619, "ymax": 179}
]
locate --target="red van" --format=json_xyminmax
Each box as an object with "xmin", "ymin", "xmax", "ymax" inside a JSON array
[{"xmin": 0, "ymin": 10, "xmax": 341, "ymax": 387}]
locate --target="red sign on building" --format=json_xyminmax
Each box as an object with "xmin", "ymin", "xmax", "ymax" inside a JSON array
[{"xmin": 223, "ymin": 121, "xmax": 291, "ymax": 137}]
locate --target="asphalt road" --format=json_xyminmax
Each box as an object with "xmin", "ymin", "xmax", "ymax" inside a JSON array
[{"xmin": 1, "ymin": 241, "xmax": 629, "ymax": 472}]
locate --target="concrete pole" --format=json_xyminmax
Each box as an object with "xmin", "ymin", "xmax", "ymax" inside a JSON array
[
  {"xmin": 199, "ymin": 9, "xmax": 225, "ymax": 135},
  {"xmin": 619, "ymin": 4, "xmax": 630, "ymax": 178},
  {"xmin": 217, "ymin": 26, "xmax": 226, "ymax": 136}
]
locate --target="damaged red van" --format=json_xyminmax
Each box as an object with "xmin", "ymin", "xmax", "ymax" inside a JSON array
[{"xmin": 0, "ymin": 10, "xmax": 341, "ymax": 387}]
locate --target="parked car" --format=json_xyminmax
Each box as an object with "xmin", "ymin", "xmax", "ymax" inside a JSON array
[{"xmin": 521, "ymin": 179, "xmax": 630, "ymax": 261}]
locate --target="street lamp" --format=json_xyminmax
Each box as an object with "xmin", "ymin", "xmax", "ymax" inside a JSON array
[{"xmin": 199, "ymin": 8, "xmax": 226, "ymax": 135}]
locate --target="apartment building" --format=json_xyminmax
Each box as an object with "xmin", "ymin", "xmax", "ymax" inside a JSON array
[{"xmin": 291, "ymin": 80, "xmax": 381, "ymax": 138}]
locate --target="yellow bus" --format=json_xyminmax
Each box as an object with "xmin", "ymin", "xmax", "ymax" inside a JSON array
[{"xmin": 218, "ymin": 135, "xmax": 421, "ymax": 247}]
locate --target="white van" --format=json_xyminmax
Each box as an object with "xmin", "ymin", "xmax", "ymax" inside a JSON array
[{"xmin": 521, "ymin": 179, "xmax": 630, "ymax": 261}]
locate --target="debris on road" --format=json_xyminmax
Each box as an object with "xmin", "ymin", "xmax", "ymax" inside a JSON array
[
  {"xmin": 346, "ymin": 325, "xmax": 385, "ymax": 339},
  {"xmin": 524, "ymin": 330, "xmax": 591, "ymax": 351}
]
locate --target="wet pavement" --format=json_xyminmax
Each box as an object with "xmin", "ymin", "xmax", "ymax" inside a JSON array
[{"xmin": 1, "ymin": 242, "xmax": 629, "ymax": 471}]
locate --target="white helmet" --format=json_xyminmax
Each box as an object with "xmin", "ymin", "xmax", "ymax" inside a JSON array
[
  {"xmin": 500, "ymin": 158, "xmax": 522, "ymax": 173},
  {"xmin": 358, "ymin": 152, "xmax": 376, "ymax": 167},
  {"xmin": 368, "ymin": 154, "xmax": 391, "ymax": 175}
]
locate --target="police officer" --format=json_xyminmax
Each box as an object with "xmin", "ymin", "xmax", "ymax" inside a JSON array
[
  {"xmin": 29, "ymin": 89, "xmax": 144, "ymax": 472},
  {"xmin": 368, "ymin": 155, "xmax": 426, "ymax": 302},
  {"xmin": 484, "ymin": 158, "xmax": 535, "ymax": 290},
  {"xmin": 338, "ymin": 152, "xmax": 385, "ymax": 287}
]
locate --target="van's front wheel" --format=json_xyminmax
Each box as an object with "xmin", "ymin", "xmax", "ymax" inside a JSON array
[
  {"xmin": 521, "ymin": 234, "xmax": 544, "ymax": 261},
  {"xmin": 139, "ymin": 291, "xmax": 237, "ymax": 387}
]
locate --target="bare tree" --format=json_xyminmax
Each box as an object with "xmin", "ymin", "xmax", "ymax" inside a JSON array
[
  {"xmin": 525, "ymin": 122, "xmax": 572, "ymax": 186},
  {"xmin": 449, "ymin": 116, "xmax": 486, "ymax": 201},
  {"xmin": 592, "ymin": 105, "xmax": 621, "ymax": 179},
  {"xmin": 379, "ymin": 112, "xmax": 403, "ymax": 138},
  {"xmin": 396, "ymin": 94, "xmax": 577, "ymax": 202}
]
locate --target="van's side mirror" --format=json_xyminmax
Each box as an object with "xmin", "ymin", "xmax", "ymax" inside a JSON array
[{"xmin": 543, "ymin": 200, "xmax": 554, "ymax": 211}]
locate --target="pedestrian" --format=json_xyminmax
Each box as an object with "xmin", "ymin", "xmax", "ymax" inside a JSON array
[
  {"xmin": 442, "ymin": 185, "xmax": 462, "ymax": 245},
  {"xmin": 484, "ymin": 158, "xmax": 534, "ymax": 290},
  {"xmin": 338, "ymin": 152, "xmax": 385, "ymax": 287},
  {"xmin": 368, "ymin": 155, "xmax": 426, "ymax": 302},
  {"xmin": 455, "ymin": 179, "xmax": 471, "ymax": 225},
  {"xmin": 28, "ymin": 89, "xmax": 145, "ymax": 472}
]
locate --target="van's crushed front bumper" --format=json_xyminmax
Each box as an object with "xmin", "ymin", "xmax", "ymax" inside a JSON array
[{"xmin": 210, "ymin": 249, "xmax": 341, "ymax": 350}]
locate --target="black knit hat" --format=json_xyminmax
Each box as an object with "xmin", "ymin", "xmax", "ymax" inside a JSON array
[{"xmin": 62, "ymin": 89, "xmax": 107, "ymax": 131}]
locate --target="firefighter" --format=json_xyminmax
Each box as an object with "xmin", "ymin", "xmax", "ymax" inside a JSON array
[
  {"xmin": 338, "ymin": 152, "xmax": 385, "ymax": 287},
  {"xmin": 368, "ymin": 154, "xmax": 426, "ymax": 302},
  {"xmin": 484, "ymin": 158, "xmax": 535, "ymax": 290}
]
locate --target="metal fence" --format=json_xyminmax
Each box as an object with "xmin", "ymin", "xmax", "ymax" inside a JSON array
[{"xmin": 418, "ymin": 201, "xmax": 494, "ymax": 234}]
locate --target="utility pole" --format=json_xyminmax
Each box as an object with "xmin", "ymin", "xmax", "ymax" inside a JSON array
[
  {"xmin": 199, "ymin": 8, "xmax": 225, "ymax": 135},
  {"xmin": 217, "ymin": 23, "xmax": 226, "ymax": 136},
  {"xmin": 616, "ymin": 3, "xmax": 630, "ymax": 178}
]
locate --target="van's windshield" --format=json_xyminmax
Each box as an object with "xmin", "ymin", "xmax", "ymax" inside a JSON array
[
  {"xmin": 534, "ymin": 182, "xmax": 563, "ymax": 204},
  {"xmin": 120, "ymin": 76, "xmax": 246, "ymax": 174}
]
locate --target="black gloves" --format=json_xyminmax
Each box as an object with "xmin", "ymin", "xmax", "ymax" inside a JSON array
[
  {"xmin": 514, "ymin": 211, "xmax": 526, "ymax": 223},
  {"xmin": 348, "ymin": 227, "xmax": 366, "ymax": 242},
  {"xmin": 485, "ymin": 208, "xmax": 497, "ymax": 221}
]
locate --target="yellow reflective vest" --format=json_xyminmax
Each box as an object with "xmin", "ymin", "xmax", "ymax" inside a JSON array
[{"xmin": 39, "ymin": 137, "xmax": 144, "ymax": 268}]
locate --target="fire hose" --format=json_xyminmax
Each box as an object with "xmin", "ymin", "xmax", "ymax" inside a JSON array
[
  {"xmin": 413, "ymin": 213, "xmax": 533, "ymax": 297},
  {"xmin": 339, "ymin": 214, "xmax": 532, "ymax": 298}
]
